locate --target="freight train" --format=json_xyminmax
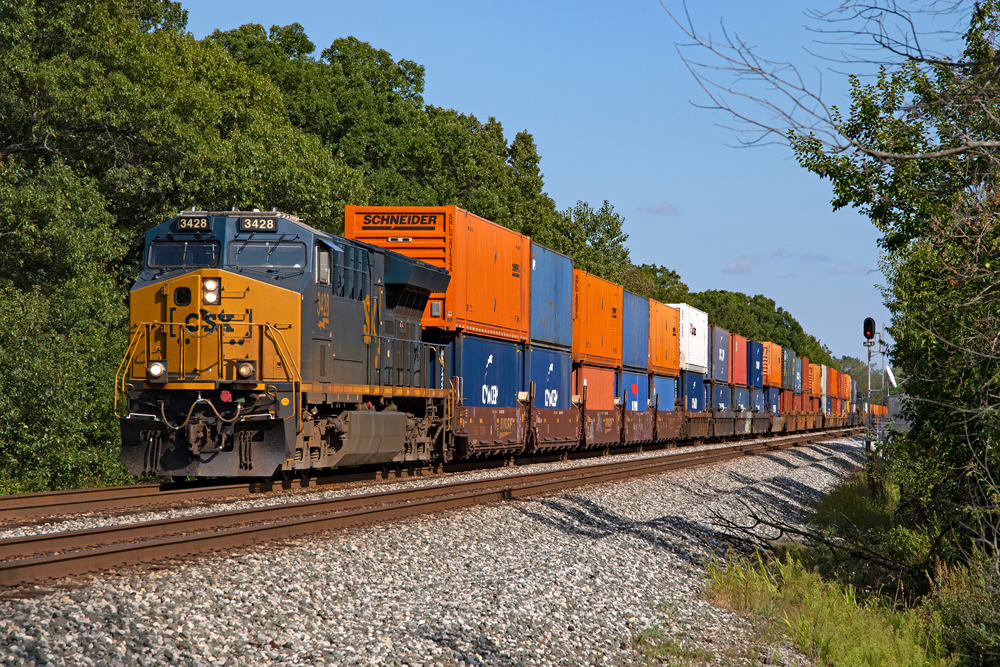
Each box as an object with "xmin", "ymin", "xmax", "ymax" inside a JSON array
[{"xmin": 116, "ymin": 206, "xmax": 861, "ymax": 478}]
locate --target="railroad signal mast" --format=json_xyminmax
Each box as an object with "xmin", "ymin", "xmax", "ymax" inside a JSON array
[{"xmin": 863, "ymin": 317, "xmax": 876, "ymax": 453}]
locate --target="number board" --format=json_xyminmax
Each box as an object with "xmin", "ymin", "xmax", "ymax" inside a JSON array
[
  {"xmin": 238, "ymin": 217, "xmax": 278, "ymax": 232},
  {"xmin": 177, "ymin": 217, "xmax": 210, "ymax": 231}
]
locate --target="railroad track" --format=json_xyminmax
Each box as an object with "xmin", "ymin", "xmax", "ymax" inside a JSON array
[{"xmin": 0, "ymin": 428, "xmax": 860, "ymax": 588}]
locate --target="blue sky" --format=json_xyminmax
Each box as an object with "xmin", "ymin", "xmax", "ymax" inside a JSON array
[{"xmin": 186, "ymin": 0, "xmax": 894, "ymax": 360}]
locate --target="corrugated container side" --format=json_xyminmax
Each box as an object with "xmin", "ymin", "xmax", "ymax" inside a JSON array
[
  {"xmin": 780, "ymin": 389, "xmax": 794, "ymax": 414},
  {"xmin": 810, "ymin": 364, "xmax": 822, "ymax": 396},
  {"xmin": 800, "ymin": 357, "xmax": 811, "ymax": 394},
  {"xmin": 622, "ymin": 291, "xmax": 650, "ymax": 370},
  {"xmin": 454, "ymin": 335, "xmax": 523, "ymax": 408},
  {"xmin": 651, "ymin": 375, "xmax": 677, "ymax": 411},
  {"xmin": 345, "ymin": 205, "xmax": 529, "ymax": 341},
  {"xmin": 751, "ymin": 389, "xmax": 765, "ymax": 413},
  {"xmin": 793, "ymin": 393, "xmax": 803, "ymax": 411},
  {"xmin": 680, "ymin": 371, "xmax": 706, "ymax": 412},
  {"xmin": 668, "ymin": 303, "xmax": 709, "ymax": 374},
  {"xmin": 820, "ymin": 365, "xmax": 828, "ymax": 400},
  {"xmin": 781, "ymin": 347, "xmax": 795, "ymax": 390},
  {"xmin": 709, "ymin": 325, "xmax": 730, "ymax": 383},
  {"xmin": 525, "ymin": 346, "xmax": 572, "ymax": 409},
  {"xmin": 748, "ymin": 341, "xmax": 764, "ymax": 388},
  {"xmin": 710, "ymin": 383, "xmax": 732, "ymax": 411},
  {"xmin": 730, "ymin": 334, "xmax": 748, "ymax": 386},
  {"xmin": 827, "ymin": 368, "xmax": 837, "ymax": 397},
  {"xmin": 762, "ymin": 342, "xmax": 782, "ymax": 387},
  {"xmin": 573, "ymin": 270, "xmax": 623, "ymax": 368},
  {"xmin": 766, "ymin": 387, "xmax": 780, "ymax": 414},
  {"xmin": 529, "ymin": 242, "xmax": 573, "ymax": 350},
  {"xmin": 648, "ymin": 302, "xmax": 680, "ymax": 376},
  {"xmin": 794, "ymin": 357, "xmax": 803, "ymax": 394},
  {"xmin": 574, "ymin": 364, "xmax": 616, "ymax": 411},
  {"xmin": 618, "ymin": 370, "xmax": 650, "ymax": 412},
  {"xmin": 734, "ymin": 386, "xmax": 750, "ymax": 411},
  {"xmin": 825, "ymin": 396, "xmax": 833, "ymax": 414}
]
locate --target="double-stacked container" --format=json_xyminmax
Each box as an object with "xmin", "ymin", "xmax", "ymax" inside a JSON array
[
  {"xmin": 748, "ymin": 341, "xmax": 764, "ymax": 413},
  {"xmin": 573, "ymin": 269, "xmax": 623, "ymax": 445},
  {"xmin": 619, "ymin": 291, "xmax": 650, "ymax": 412},
  {"xmin": 809, "ymin": 363, "xmax": 822, "ymax": 412},
  {"xmin": 346, "ymin": 205, "xmax": 530, "ymax": 455},
  {"xmin": 708, "ymin": 325, "xmax": 731, "ymax": 411},
  {"xmin": 729, "ymin": 334, "xmax": 749, "ymax": 412},
  {"xmin": 649, "ymin": 301, "xmax": 680, "ymax": 412},
  {"xmin": 780, "ymin": 346, "xmax": 795, "ymax": 414},
  {"xmin": 525, "ymin": 242, "xmax": 578, "ymax": 447},
  {"xmin": 761, "ymin": 342, "xmax": 782, "ymax": 388},
  {"xmin": 670, "ymin": 303, "xmax": 709, "ymax": 412}
]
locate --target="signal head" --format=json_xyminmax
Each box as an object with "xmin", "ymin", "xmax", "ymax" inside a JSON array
[{"xmin": 863, "ymin": 317, "xmax": 876, "ymax": 340}]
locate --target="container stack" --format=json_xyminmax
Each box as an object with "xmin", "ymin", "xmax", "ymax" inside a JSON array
[
  {"xmin": 780, "ymin": 347, "xmax": 795, "ymax": 414},
  {"xmin": 572, "ymin": 269, "xmax": 622, "ymax": 411},
  {"xmin": 792, "ymin": 356, "xmax": 803, "ymax": 412},
  {"xmin": 526, "ymin": 242, "xmax": 574, "ymax": 410},
  {"xmin": 708, "ymin": 325, "xmax": 731, "ymax": 411},
  {"xmin": 809, "ymin": 362, "xmax": 822, "ymax": 412},
  {"xmin": 730, "ymin": 334, "xmax": 749, "ymax": 412},
  {"xmin": 748, "ymin": 341, "xmax": 765, "ymax": 413},
  {"xmin": 619, "ymin": 291, "xmax": 650, "ymax": 412},
  {"xmin": 648, "ymin": 301, "xmax": 680, "ymax": 411},
  {"xmin": 669, "ymin": 303, "xmax": 709, "ymax": 412},
  {"xmin": 761, "ymin": 342, "xmax": 782, "ymax": 414}
]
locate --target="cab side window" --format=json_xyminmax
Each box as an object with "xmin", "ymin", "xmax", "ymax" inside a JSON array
[{"xmin": 316, "ymin": 247, "xmax": 331, "ymax": 285}]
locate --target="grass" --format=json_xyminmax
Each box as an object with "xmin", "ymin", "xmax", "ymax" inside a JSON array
[{"xmin": 633, "ymin": 626, "xmax": 715, "ymax": 665}]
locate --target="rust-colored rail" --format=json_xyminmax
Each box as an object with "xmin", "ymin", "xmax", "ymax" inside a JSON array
[{"xmin": 0, "ymin": 428, "xmax": 860, "ymax": 587}]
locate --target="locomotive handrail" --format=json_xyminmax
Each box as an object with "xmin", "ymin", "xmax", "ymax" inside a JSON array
[{"xmin": 114, "ymin": 324, "xmax": 149, "ymax": 418}]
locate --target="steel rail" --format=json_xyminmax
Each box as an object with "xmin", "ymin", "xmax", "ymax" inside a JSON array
[
  {"xmin": 0, "ymin": 426, "xmax": 859, "ymax": 521},
  {"xmin": 0, "ymin": 428, "xmax": 860, "ymax": 587}
]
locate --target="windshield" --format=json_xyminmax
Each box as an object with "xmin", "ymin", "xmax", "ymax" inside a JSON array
[
  {"xmin": 228, "ymin": 241, "xmax": 307, "ymax": 269},
  {"xmin": 148, "ymin": 241, "xmax": 220, "ymax": 268}
]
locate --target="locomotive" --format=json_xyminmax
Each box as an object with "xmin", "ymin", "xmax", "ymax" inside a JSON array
[{"xmin": 117, "ymin": 207, "xmax": 860, "ymax": 479}]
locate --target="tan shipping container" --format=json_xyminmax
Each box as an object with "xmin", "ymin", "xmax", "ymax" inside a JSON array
[
  {"xmin": 344, "ymin": 205, "xmax": 529, "ymax": 341},
  {"xmin": 648, "ymin": 301, "xmax": 680, "ymax": 376},
  {"xmin": 761, "ymin": 342, "xmax": 783, "ymax": 387},
  {"xmin": 572, "ymin": 269, "xmax": 623, "ymax": 368}
]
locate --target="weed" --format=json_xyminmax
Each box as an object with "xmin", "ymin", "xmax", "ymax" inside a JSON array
[{"xmin": 633, "ymin": 626, "xmax": 715, "ymax": 665}]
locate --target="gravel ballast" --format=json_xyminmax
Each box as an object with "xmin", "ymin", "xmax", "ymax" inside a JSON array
[{"xmin": 0, "ymin": 437, "xmax": 864, "ymax": 666}]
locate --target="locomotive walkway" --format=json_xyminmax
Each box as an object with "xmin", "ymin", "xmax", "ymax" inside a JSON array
[{"xmin": 0, "ymin": 428, "xmax": 859, "ymax": 588}]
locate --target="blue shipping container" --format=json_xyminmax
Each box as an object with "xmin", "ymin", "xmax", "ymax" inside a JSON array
[
  {"xmin": 826, "ymin": 396, "xmax": 833, "ymax": 414},
  {"xmin": 781, "ymin": 347, "xmax": 795, "ymax": 390},
  {"xmin": 454, "ymin": 335, "xmax": 523, "ymax": 408},
  {"xmin": 681, "ymin": 371, "xmax": 705, "ymax": 412},
  {"xmin": 734, "ymin": 386, "xmax": 750, "ymax": 411},
  {"xmin": 711, "ymin": 383, "xmax": 732, "ymax": 411},
  {"xmin": 651, "ymin": 375, "xmax": 677, "ymax": 412},
  {"xmin": 748, "ymin": 341, "xmax": 764, "ymax": 388},
  {"xmin": 525, "ymin": 346, "xmax": 572, "ymax": 410},
  {"xmin": 794, "ymin": 358, "xmax": 803, "ymax": 394},
  {"xmin": 618, "ymin": 370, "xmax": 650, "ymax": 412},
  {"xmin": 529, "ymin": 242, "xmax": 573, "ymax": 350},
  {"xmin": 709, "ymin": 325, "xmax": 730, "ymax": 383},
  {"xmin": 751, "ymin": 389, "xmax": 765, "ymax": 413},
  {"xmin": 622, "ymin": 291, "xmax": 650, "ymax": 370},
  {"xmin": 766, "ymin": 387, "xmax": 781, "ymax": 415}
]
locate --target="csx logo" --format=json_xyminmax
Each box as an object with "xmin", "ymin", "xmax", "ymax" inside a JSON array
[
  {"xmin": 184, "ymin": 311, "xmax": 236, "ymax": 333},
  {"xmin": 482, "ymin": 385, "xmax": 499, "ymax": 405},
  {"xmin": 543, "ymin": 389, "xmax": 559, "ymax": 407}
]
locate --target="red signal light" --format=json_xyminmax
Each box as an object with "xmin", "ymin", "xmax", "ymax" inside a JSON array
[{"xmin": 863, "ymin": 317, "xmax": 876, "ymax": 340}]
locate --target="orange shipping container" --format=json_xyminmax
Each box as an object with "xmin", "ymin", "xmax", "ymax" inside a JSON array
[
  {"xmin": 800, "ymin": 357, "xmax": 810, "ymax": 394},
  {"xmin": 827, "ymin": 368, "xmax": 838, "ymax": 397},
  {"xmin": 344, "ymin": 205, "xmax": 529, "ymax": 341},
  {"xmin": 573, "ymin": 365, "xmax": 617, "ymax": 411},
  {"xmin": 648, "ymin": 301, "xmax": 680, "ymax": 376},
  {"xmin": 572, "ymin": 269, "xmax": 623, "ymax": 368},
  {"xmin": 810, "ymin": 364, "xmax": 822, "ymax": 396},
  {"xmin": 761, "ymin": 342, "xmax": 783, "ymax": 387}
]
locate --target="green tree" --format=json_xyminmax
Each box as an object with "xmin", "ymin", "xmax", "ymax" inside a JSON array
[{"xmin": 619, "ymin": 263, "xmax": 690, "ymax": 304}]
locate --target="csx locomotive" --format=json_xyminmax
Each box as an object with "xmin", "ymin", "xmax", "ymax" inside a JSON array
[
  {"xmin": 118, "ymin": 210, "xmax": 452, "ymax": 478},
  {"xmin": 117, "ymin": 208, "xmax": 858, "ymax": 479}
]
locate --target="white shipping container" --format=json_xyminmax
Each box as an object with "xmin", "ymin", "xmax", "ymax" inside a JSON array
[
  {"xmin": 820, "ymin": 365, "xmax": 828, "ymax": 414},
  {"xmin": 668, "ymin": 303, "xmax": 709, "ymax": 374}
]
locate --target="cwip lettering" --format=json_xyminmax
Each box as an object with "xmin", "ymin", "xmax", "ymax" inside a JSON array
[
  {"xmin": 718, "ymin": 349, "xmax": 725, "ymax": 361},
  {"xmin": 360, "ymin": 213, "xmax": 439, "ymax": 231},
  {"xmin": 482, "ymin": 385, "xmax": 499, "ymax": 405}
]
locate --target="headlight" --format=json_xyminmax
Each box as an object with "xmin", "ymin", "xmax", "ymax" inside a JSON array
[
  {"xmin": 146, "ymin": 360, "xmax": 168, "ymax": 382},
  {"xmin": 203, "ymin": 277, "xmax": 221, "ymax": 304},
  {"xmin": 237, "ymin": 361, "xmax": 256, "ymax": 380}
]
